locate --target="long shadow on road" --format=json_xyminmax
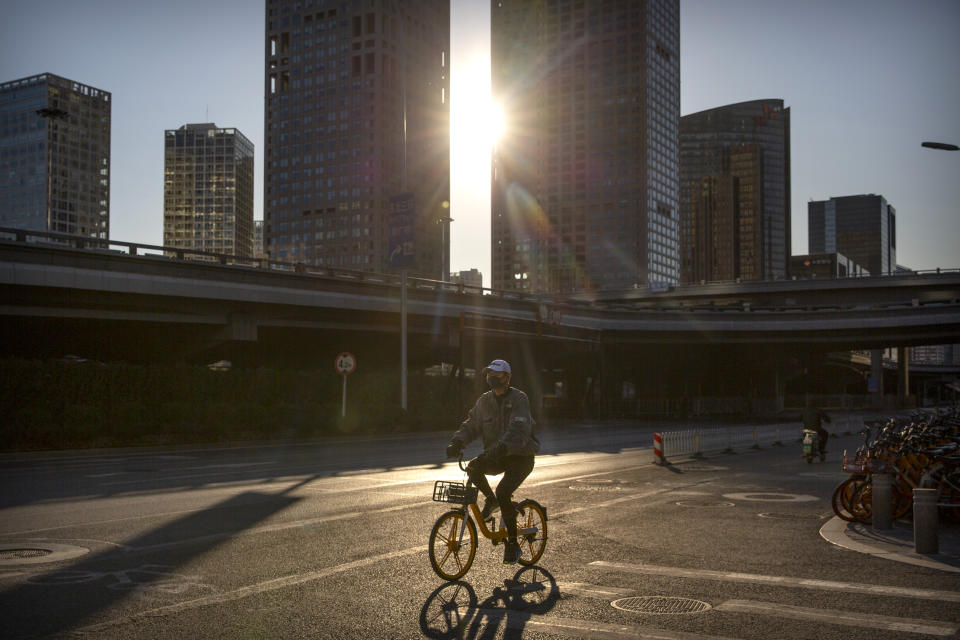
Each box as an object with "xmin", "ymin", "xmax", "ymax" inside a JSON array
[
  {"xmin": 0, "ymin": 423, "xmax": 658, "ymax": 510},
  {"xmin": 0, "ymin": 477, "xmax": 313, "ymax": 639},
  {"xmin": 420, "ymin": 565, "xmax": 560, "ymax": 640}
]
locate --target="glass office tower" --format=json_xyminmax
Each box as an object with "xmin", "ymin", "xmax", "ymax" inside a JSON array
[
  {"xmin": 0, "ymin": 73, "xmax": 110, "ymax": 237},
  {"xmin": 808, "ymin": 194, "xmax": 896, "ymax": 276},
  {"xmin": 491, "ymin": 0, "xmax": 680, "ymax": 293},
  {"xmin": 163, "ymin": 124, "xmax": 255, "ymax": 258},
  {"xmin": 679, "ymin": 99, "xmax": 791, "ymax": 283},
  {"xmin": 264, "ymin": 0, "xmax": 450, "ymax": 278}
]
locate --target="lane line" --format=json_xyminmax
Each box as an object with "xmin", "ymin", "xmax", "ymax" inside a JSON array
[
  {"xmin": 553, "ymin": 480, "xmax": 714, "ymax": 518},
  {"xmin": 462, "ymin": 608, "xmax": 740, "ymax": 640},
  {"xmin": 530, "ymin": 464, "xmax": 653, "ymax": 488},
  {"xmin": 589, "ymin": 561, "xmax": 960, "ymax": 603},
  {"xmin": 75, "ymin": 545, "xmax": 428, "ymax": 634},
  {"xmin": 130, "ymin": 500, "xmax": 437, "ymax": 554},
  {"xmin": 1, "ymin": 457, "xmax": 658, "ymax": 537},
  {"xmin": 715, "ymin": 600, "xmax": 959, "ymax": 637}
]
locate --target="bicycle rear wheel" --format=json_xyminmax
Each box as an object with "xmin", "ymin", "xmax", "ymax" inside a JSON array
[
  {"xmin": 429, "ymin": 510, "xmax": 477, "ymax": 581},
  {"xmin": 515, "ymin": 500, "xmax": 547, "ymax": 566}
]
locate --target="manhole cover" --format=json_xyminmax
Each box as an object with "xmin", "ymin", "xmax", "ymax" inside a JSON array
[
  {"xmin": 0, "ymin": 542, "xmax": 89, "ymax": 565},
  {"xmin": 723, "ymin": 492, "xmax": 818, "ymax": 503},
  {"xmin": 758, "ymin": 512, "xmax": 826, "ymax": 520},
  {"xmin": 675, "ymin": 500, "xmax": 735, "ymax": 507},
  {"xmin": 0, "ymin": 549, "xmax": 51, "ymax": 560},
  {"xmin": 612, "ymin": 596, "xmax": 712, "ymax": 615}
]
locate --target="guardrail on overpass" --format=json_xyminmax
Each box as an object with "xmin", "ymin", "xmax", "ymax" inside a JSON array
[{"xmin": 2, "ymin": 227, "xmax": 960, "ymax": 349}]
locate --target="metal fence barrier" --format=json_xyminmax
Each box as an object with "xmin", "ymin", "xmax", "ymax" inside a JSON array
[{"xmin": 653, "ymin": 417, "xmax": 867, "ymax": 464}]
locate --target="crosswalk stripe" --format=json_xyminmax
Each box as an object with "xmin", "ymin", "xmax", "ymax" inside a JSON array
[
  {"xmin": 464, "ymin": 608, "xmax": 740, "ymax": 640},
  {"xmin": 715, "ymin": 600, "xmax": 959, "ymax": 637},
  {"xmin": 589, "ymin": 561, "xmax": 960, "ymax": 603}
]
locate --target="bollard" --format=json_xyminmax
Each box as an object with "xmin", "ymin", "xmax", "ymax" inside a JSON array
[
  {"xmin": 653, "ymin": 432, "xmax": 665, "ymax": 465},
  {"xmin": 872, "ymin": 473, "xmax": 892, "ymax": 530},
  {"xmin": 914, "ymin": 488, "xmax": 939, "ymax": 554}
]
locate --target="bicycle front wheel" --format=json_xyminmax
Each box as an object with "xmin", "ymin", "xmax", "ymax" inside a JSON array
[
  {"xmin": 515, "ymin": 500, "xmax": 547, "ymax": 566},
  {"xmin": 429, "ymin": 510, "xmax": 477, "ymax": 581},
  {"xmin": 831, "ymin": 475, "xmax": 865, "ymax": 522}
]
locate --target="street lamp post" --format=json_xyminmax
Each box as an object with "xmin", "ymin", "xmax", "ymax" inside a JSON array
[{"xmin": 436, "ymin": 202, "xmax": 453, "ymax": 282}]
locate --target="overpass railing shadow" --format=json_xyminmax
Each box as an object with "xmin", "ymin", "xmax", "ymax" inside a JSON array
[{"xmin": 0, "ymin": 476, "xmax": 313, "ymax": 638}]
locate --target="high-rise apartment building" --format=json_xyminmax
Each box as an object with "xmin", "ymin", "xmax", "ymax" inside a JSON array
[
  {"xmin": 679, "ymin": 100, "xmax": 791, "ymax": 283},
  {"xmin": 254, "ymin": 220, "xmax": 266, "ymax": 260},
  {"xmin": 163, "ymin": 124, "xmax": 255, "ymax": 258},
  {"xmin": 264, "ymin": 0, "xmax": 450, "ymax": 278},
  {"xmin": 0, "ymin": 73, "xmax": 110, "ymax": 237},
  {"xmin": 491, "ymin": 0, "xmax": 680, "ymax": 294},
  {"xmin": 808, "ymin": 194, "xmax": 896, "ymax": 276}
]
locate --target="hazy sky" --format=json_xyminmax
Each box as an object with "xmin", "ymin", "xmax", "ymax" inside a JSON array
[{"xmin": 2, "ymin": 0, "xmax": 958, "ymax": 283}]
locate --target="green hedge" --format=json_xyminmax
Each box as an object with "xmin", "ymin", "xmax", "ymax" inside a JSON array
[{"xmin": 0, "ymin": 359, "xmax": 469, "ymax": 451}]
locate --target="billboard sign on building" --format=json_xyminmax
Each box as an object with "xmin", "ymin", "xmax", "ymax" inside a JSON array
[{"xmin": 388, "ymin": 193, "xmax": 416, "ymax": 269}]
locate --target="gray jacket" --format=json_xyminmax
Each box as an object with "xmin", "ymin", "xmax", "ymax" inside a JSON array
[{"xmin": 453, "ymin": 387, "xmax": 540, "ymax": 456}]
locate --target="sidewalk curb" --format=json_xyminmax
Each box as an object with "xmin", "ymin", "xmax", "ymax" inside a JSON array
[{"xmin": 819, "ymin": 516, "xmax": 960, "ymax": 574}]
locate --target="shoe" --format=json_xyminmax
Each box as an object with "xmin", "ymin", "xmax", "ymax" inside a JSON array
[
  {"xmin": 503, "ymin": 538, "xmax": 521, "ymax": 565},
  {"xmin": 480, "ymin": 496, "xmax": 500, "ymax": 520}
]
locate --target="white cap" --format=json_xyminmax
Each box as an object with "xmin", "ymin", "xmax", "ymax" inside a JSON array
[{"xmin": 484, "ymin": 359, "xmax": 511, "ymax": 374}]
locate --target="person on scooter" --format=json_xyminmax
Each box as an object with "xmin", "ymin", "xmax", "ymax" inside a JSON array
[
  {"xmin": 445, "ymin": 359, "xmax": 540, "ymax": 565},
  {"xmin": 801, "ymin": 401, "xmax": 831, "ymax": 457}
]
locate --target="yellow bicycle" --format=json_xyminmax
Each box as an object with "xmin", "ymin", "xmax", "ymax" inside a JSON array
[{"xmin": 428, "ymin": 457, "xmax": 547, "ymax": 581}]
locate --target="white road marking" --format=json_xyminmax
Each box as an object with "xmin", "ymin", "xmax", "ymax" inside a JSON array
[
  {"xmin": 75, "ymin": 545, "xmax": 427, "ymax": 633},
  {"xmin": 715, "ymin": 600, "xmax": 959, "ymax": 637},
  {"xmin": 589, "ymin": 561, "xmax": 960, "ymax": 602},
  {"xmin": 557, "ymin": 581, "xmax": 635, "ymax": 599},
  {"xmin": 530, "ymin": 463, "xmax": 652, "ymax": 487},
  {"xmin": 464, "ymin": 608, "xmax": 740, "ymax": 640},
  {"xmin": 1, "ymin": 457, "xmax": 656, "ymax": 537},
  {"xmin": 553, "ymin": 480, "xmax": 714, "ymax": 518}
]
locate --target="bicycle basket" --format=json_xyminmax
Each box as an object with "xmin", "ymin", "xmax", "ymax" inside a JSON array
[
  {"xmin": 433, "ymin": 481, "xmax": 478, "ymax": 505},
  {"xmin": 842, "ymin": 450, "xmax": 866, "ymax": 473}
]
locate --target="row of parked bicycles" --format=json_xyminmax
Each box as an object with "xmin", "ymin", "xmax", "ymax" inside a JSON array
[{"xmin": 831, "ymin": 407, "xmax": 960, "ymax": 524}]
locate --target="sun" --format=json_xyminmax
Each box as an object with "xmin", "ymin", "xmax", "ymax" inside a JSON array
[{"xmin": 452, "ymin": 70, "xmax": 504, "ymax": 165}]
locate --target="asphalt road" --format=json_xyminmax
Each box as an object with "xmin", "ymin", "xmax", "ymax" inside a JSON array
[{"xmin": 1, "ymin": 423, "xmax": 959, "ymax": 639}]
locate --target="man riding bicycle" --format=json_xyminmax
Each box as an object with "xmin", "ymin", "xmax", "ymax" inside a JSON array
[{"xmin": 446, "ymin": 359, "xmax": 540, "ymax": 565}]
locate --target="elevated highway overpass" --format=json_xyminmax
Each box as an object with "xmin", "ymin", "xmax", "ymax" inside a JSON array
[{"xmin": 2, "ymin": 228, "xmax": 959, "ymax": 415}]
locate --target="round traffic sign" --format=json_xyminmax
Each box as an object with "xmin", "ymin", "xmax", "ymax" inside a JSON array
[{"xmin": 335, "ymin": 352, "xmax": 356, "ymax": 376}]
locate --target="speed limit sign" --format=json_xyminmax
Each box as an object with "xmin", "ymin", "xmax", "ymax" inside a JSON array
[{"xmin": 335, "ymin": 352, "xmax": 356, "ymax": 376}]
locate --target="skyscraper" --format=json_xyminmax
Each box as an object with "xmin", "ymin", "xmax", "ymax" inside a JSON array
[
  {"xmin": 264, "ymin": 0, "xmax": 450, "ymax": 278},
  {"xmin": 491, "ymin": 0, "xmax": 680, "ymax": 294},
  {"xmin": 808, "ymin": 194, "xmax": 896, "ymax": 277},
  {"xmin": 163, "ymin": 124, "xmax": 255, "ymax": 258},
  {"xmin": 679, "ymin": 100, "xmax": 791, "ymax": 283},
  {"xmin": 0, "ymin": 73, "xmax": 110, "ymax": 238}
]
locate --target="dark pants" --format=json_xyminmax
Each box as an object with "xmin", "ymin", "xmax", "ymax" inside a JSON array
[
  {"xmin": 466, "ymin": 454, "xmax": 535, "ymax": 540},
  {"xmin": 814, "ymin": 425, "xmax": 829, "ymax": 455}
]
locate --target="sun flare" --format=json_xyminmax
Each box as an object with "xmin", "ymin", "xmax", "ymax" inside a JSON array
[{"xmin": 452, "ymin": 80, "xmax": 504, "ymax": 166}]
